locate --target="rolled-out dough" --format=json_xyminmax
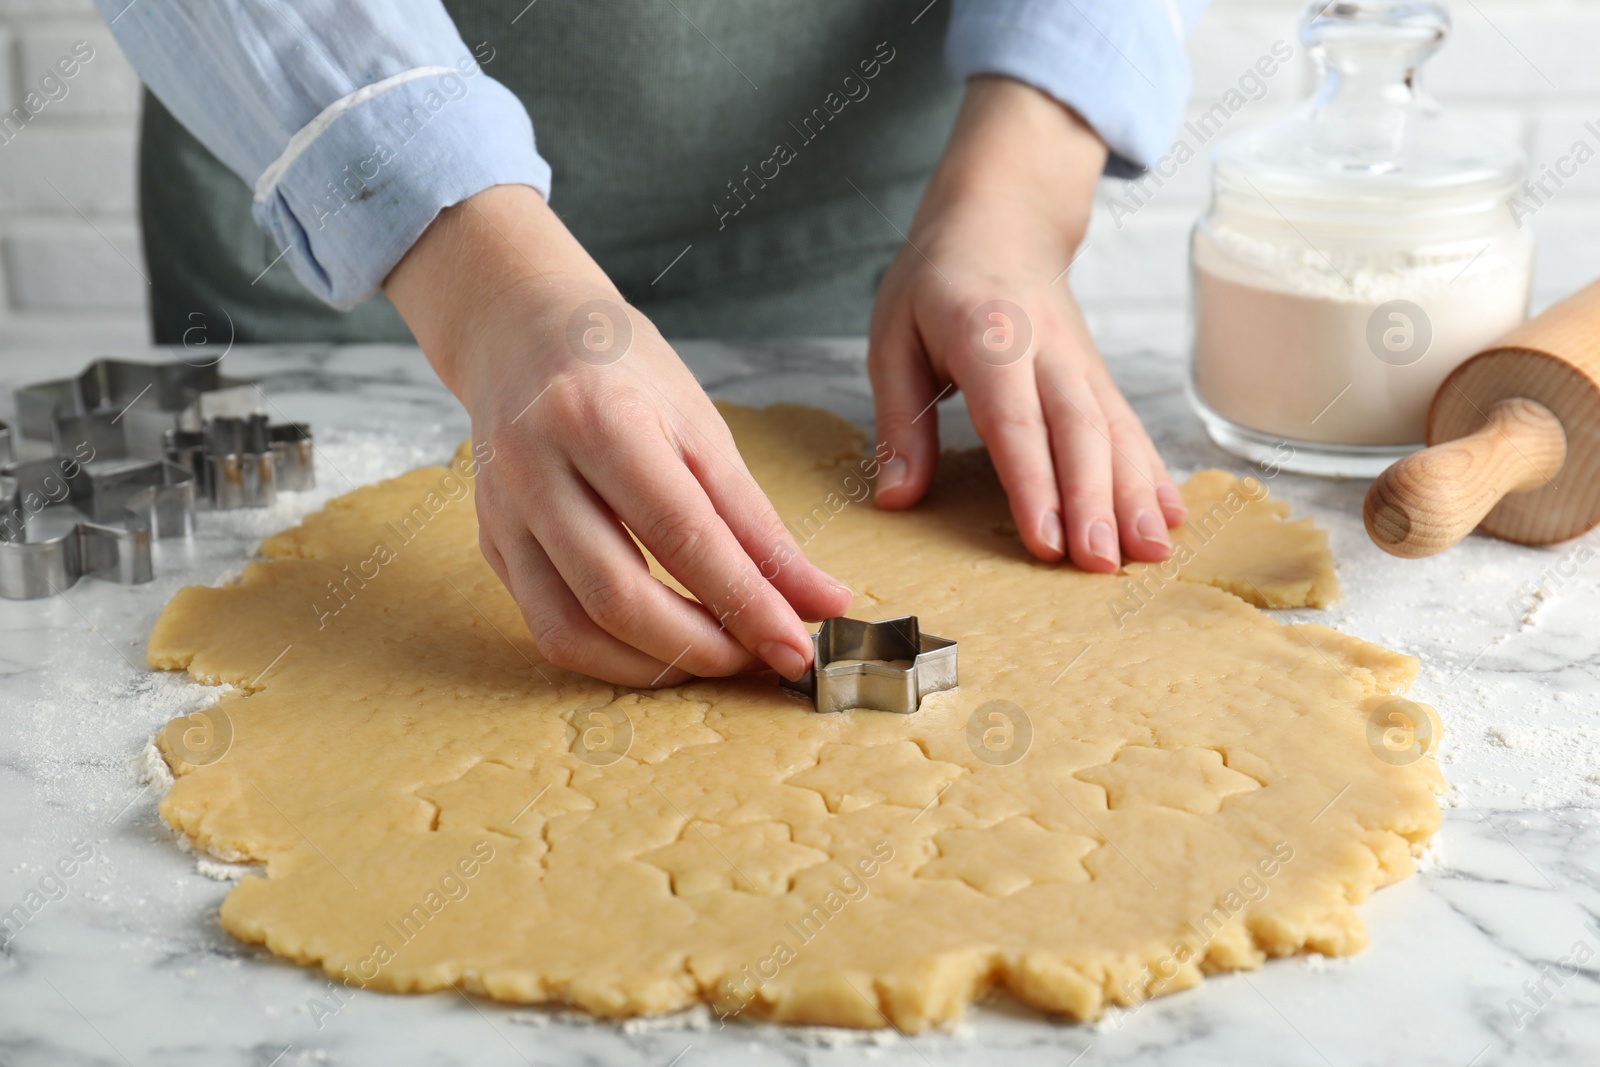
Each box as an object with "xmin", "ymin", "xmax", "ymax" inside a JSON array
[{"xmin": 149, "ymin": 403, "xmax": 1442, "ymax": 1031}]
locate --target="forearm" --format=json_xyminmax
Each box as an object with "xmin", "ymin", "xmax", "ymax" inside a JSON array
[
  {"xmin": 914, "ymin": 77, "xmax": 1107, "ymax": 250},
  {"xmin": 384, "ymin": 184, "xmax": 612, "ymax": 399}
]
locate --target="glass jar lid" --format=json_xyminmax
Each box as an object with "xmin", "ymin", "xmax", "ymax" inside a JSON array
[{"xmin": 1211, "ymin": 1, "xmax": 1525, "ymax": 220}]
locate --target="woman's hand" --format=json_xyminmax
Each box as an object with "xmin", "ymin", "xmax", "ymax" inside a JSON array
[
  {"xmin": 386, "ymin": 185, "xmax": 851, "ymax": 687},
  {"xmin": 869, "ymin": 76, "xmax": 1186, "ymax": 572}
]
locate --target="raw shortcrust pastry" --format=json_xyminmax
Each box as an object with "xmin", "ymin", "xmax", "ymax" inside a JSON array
[{"xmin": 149, "ymin": 403, "xmax": 1441, "ymax": 1032}]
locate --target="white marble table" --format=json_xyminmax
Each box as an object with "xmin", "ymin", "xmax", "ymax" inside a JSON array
[{"xmin": 1, "ymin": 341, "xmax": 1596, "ymax": 1067}]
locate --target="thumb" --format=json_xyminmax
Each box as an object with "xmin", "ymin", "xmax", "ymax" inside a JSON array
[{"xmin": 867, "ymin": 307, "xmax": 943, "ymax": 510}]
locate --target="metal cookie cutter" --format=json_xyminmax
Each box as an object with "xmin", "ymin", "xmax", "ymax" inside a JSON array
[
  {"xmin": 15, "ymin": 358, "xmax": 313, "ymax": 509},
  {"xmin": 15, "ymin": 358, "xmax": 264, "ymax": 459},
  {"xmin": 781, "ymin": 616, "xmax": 958, "ymax": 714},
  {"xmin": 163, "ymin": 415, "xmax": 314, "ymax": 510},
  {"xmin": 0, "ymin": 429, "xmax": 195, "ymax": 600}
]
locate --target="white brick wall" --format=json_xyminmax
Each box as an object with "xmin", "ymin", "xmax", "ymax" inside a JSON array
[
  {"xmin": 0, "ymin": 0, "xmax": 144, "ymax": 348},
  {"xmin": 0, "ymin": 0, "xmax": 1595, "ymax": 353}
]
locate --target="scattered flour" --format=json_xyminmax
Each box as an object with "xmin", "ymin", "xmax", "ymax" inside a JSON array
[
  {"xmin": 1089, "ymin": 1007, "xmax": 1131, "ymax": 1034},
  {"xmin": 507, "ymin": 1004, "xmax": 916, "ymax": 1047},
  {"xmin": 789, "ymin": 1024, "xmax": 901, "ymax": 1048},
  {"xmin": 1486, "ymin": 725, "xmax": 1532, "ymax": 749},
  {"xmin": 167, "ymin": 826, "xmax": 251, "ymax": 866},
  {"xmin": 1414, "ymin": 834, "xmax": 1447, "ymax": 871},
  {"xmin": 139, "ymin": 739, "xmax": 175, "ymax": 791},
  {"xmin": 195, "ymin": 857, "xmax": 257, "ymax": 882}
]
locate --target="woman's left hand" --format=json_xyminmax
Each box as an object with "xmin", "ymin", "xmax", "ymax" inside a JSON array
[{"xmin": 869, "ymin": 76, "xmax": 1186, "ymax": 572}]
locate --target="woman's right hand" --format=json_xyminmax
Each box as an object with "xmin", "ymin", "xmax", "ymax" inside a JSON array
[{"xmin": 385, "ymin": 185, "xmax": 851, "ymax": 687}]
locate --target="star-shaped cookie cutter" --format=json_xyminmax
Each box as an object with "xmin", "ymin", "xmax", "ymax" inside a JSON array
[
  {"xmin": 163, "ymin": 414, "xmax": 314, "ymax": 510},
  {"xmin": 15, "ymin": 358, "xmax": 263, "ymax": 458},
  {"xmin": 781, "ymin": 615, "xmax": 958, "ymax": 714},
  {"xmin": 0, "ymin": 425, "xmax": 195, "ymax": 600}
]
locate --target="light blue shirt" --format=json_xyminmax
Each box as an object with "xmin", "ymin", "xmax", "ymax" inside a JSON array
[{"xmin": 96, "ymin": 0, "xmax": 1207, "ymax": 309}]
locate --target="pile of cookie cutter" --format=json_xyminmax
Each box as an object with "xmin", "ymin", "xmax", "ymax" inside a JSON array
[
  {"xmin": 162, "ymin": 413, "xmax": 314, "ymax": 510},
  {"xmin": 1, "ymin": 358, "xmax": 315, "ymax": 599},
  {"xmin": 781, "ymin": 615, "xmax": 958, "ymax": 714},
  {"xmin": 15, "ymin": 358, "xmax": 313, "ymax": 509}
]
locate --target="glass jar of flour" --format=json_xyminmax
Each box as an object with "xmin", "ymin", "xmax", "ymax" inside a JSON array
[{"xmin": 1189, "ymin": 0, "xmax": 1532, "ymax": 476}]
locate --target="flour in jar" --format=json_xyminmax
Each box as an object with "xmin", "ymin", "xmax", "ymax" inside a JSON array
[{"xmin": 1191, "ymin": 225, "xmax": 1531, "ymax": 447}]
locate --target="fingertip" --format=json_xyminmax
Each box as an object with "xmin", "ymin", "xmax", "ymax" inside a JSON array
[
  {"xmin": 1023, "ymin": 508, "xmax": 1067, "ymax": 563},
  {"xmin": 872, "ymin": 451, "xmax": 929, "ymax": 510},
  {"xmin": 1070, "ymin": 550, "xmax": 1120, "ymax": 574},
  {"xmin": 1074, "ymin": 517, "xmax": 1121, "ymax": 573},
  {"xmin": 872, "ymin": 454, "xmax": 909, "ymax": 507},
  {"xmin": 1156, "ymin": 482, "xmax": 1187, "ymax": 525},
  {"xmin": 757, "ymin": 639, "xmax": 811, "ymax": 682},
  {"xmin": 1124, "ymin": 509, "xmax": 1172, "ymax": 562},
  {"xmin": 1122, "ymin": 540, "xmax": 1172, "ymax": 564}
]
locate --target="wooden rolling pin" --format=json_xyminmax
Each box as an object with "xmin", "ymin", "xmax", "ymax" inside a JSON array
[{"xmin": 1365, "ymin": 277, "xmax": 1600, "ymax": 557}]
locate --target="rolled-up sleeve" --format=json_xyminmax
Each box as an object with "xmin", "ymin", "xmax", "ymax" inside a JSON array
[
  {"xmin": 946, "ymin": 0, "xmax": 1210, "ymax": 177},
  {"xmin": 93, "ymin": 0, "xmax": 551, "ymax": 308}
]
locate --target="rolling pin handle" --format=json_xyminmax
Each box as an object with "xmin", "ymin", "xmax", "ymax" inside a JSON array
[{"xmin": 1364, "ymin": 398, "xmax": 1567, "ymax": 558}]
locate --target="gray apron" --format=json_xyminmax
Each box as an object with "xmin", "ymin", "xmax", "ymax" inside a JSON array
[{"xmin": 139, "ymin": 0, "xmax": 960, "ymax": 344}]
